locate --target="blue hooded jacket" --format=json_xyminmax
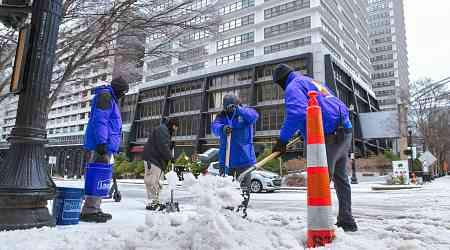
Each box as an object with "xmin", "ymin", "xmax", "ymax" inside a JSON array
[
  {"xmin": 84, "ymin": 85, "xmax": 122, "ymax": 154},
  {"xmin": 212, "ymin": 106, "xmax": 259, "ymax": 169},
  {"xmin": 279, "ymin": 72, "xmax": 352, "ymax": 143}
]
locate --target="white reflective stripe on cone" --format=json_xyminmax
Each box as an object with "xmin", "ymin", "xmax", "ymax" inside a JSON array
[
  {"xmin": 306, "ymin": 144, "xmax": 328, "ymax": 167},
  {"xmin": 307, "ymin": 205, "xmax": 334, "ymax": 230}
]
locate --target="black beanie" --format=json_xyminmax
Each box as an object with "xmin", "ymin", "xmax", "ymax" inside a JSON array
[
  {"xmin": 164, "ymin": 117, "xmax": 178, "ymax": 129},
  {"xmin": 111, "ymin": 76, "xmax": 129, "ymax": 93},
  {"xmin": 273, "ymin": 64, "xmax": 294, "ymax": 89}
]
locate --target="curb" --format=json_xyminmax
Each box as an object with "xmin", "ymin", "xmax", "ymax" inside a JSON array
[{"xmin": 371, "ymin": 185, "xmax": 423, "ymax": 191}]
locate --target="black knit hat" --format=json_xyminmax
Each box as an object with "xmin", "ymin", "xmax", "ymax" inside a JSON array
[
  {"xmin": 164, "ymin": 117, "xmax": 179, "ymax": 128},
  {"xmin": 272, "ymin": 64, "xmax": 294, "ymax": 89},
  {"xmin": 111, "ymin": 76, "xmax": 129, "ymax": 93}
]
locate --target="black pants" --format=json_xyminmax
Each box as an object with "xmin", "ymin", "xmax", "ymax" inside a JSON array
[{"xmin": 228, "ymin": 167, "xmax": 252, "ymax": 191}]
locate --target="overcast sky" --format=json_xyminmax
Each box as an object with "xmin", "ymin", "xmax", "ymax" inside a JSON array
[{"xmin": 404, "ymin": 0, "xmax": 450, "ymax": 83}]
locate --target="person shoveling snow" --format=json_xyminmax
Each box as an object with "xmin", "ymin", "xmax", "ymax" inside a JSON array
[
  {"xmin": 142, "ymin": 117, "xmax": 179, "ymax": 211},
  {"xmin": 212, "ymin": 94, "xmax": 259, "ymax": 217}
]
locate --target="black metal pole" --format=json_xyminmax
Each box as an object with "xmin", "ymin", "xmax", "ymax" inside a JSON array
[
  {"xmin": 350, "ymin": 111, "xmax": 358, "ymax": 184},
  {"xmin": 0, "ymin": 0, "xmax": 63, "ymax": 230},
  {"xmin": 408, "ymin": 130, "xmax": 413, "ymax": 176}
]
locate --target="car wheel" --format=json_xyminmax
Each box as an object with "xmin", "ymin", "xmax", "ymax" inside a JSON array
[{"xmin": 250, "ymin": 180, "xmax": 263, "ymax": 193}]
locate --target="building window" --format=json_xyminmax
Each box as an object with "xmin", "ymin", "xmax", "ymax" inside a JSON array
[
  {"xmin": 217, "ymin": 32, "xmax": 254, "ymax": 51},
  {"xmin": 216, "ymin": 50, "xmax": 254, "ymax": 65},
  {"xmin": 146, "ymin": 56, "xmax": 171, "ymax": 69},
  {"xmin": 373, "ymin": 80, "xmax": 395, "ymax": 88},
  {"xmin": 264, "ymin": 36, "xmax": 311, "ymax": 54},
  {"xmin": 179, "ymin": 46, "xmax": 208, "ymax": 61},
  {"xmin": 320, "ymin": 0, "xmax": 338, "ymax": 24},
  {"xmin": 145, "ymin": 71, "xmax": 171, "ymax": 82},
  {"xmin": 265, "ymin": 16, "xmax": 311, "ymax": 39},
  {"xmin": 208, "ymin": 87, "xmax": 251, "ymax": 110},
  {"xmin": 375, "ymin": 89, "xmax": 395, "ymax": 97},
  {"xmin": 170, "ymin": 80, "xmax": 203, "ymax": 96},
  {"xmin": 371, "ymin": 53, "xmax": 393, "ymax": 63},
  {"xmin": 210, "ymin": 70, "xmax": 252, "ymax": 89},
  {"xmin": 218, "ymin": 0, "xmax": 255, "ymax": 16},
  {"xmin": 372, "ymin": 71, "xmax": 395, "ymax": 80},
  {"xmin": 218, "ymin": 14, "xmax": 254, "ymax": 33},
  {"xmin": 322, "ymin": 39, "xmax": 341, "ymax": 59},
  {"xmin": 140, "ymin": 101, "xmax": 163, "ymax": 118},
  {"xmin": 264, "ymin": 0, "xmax": 310, "ymax": 19},
  {"xmin": 322, "ymin": 19, "xmax": 340, "ymax": 44},
  {"xmin": 169, "ymin": 95, "xmax": 202, "ymax": 114},
  {"xmin": 181, "ymin": 30, "xmax": 210, "ymax": 41},
  {"xmin": 256, "ymin": 107, "xmax": 285, "ymax": 131},
  {"xmin": 177, "ymin": 62, "xmax": 207, "ymax": 75},
  {"xmin": 373, "ymin": 62, "xmax": 394, "ymax": 71}
]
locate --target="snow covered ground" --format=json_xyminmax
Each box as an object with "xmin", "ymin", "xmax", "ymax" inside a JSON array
[{"xmin": 1, "ymin": 175, "xmax": 449, "ymax": 250}]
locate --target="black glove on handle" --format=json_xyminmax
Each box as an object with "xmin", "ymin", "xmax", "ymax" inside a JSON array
[
  {"xmin": 96, "ymin": 144, "xmax": 107, "ymax": 155},
  {"xmin": 272, "ymin": 139, "xmax": 287, "ymax": 156},
  {"xmin": 223, "ymin": 125, "xmax": 232, "ymax": 135},
  {"xmin": 226, "ymin": 104, "xmax": 237, "ymax": 114},
  {"xmin": 93, "ymin": 144, "xmax": 109, "ymax": 163}
]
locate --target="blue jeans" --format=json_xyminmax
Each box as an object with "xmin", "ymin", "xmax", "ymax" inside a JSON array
[{"xmin": 325, "ymin": 131, "xmax": 355, "ymax": 225}]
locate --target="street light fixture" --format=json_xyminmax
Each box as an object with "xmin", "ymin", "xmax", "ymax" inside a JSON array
[{"xmin": 349, "ymin": 104, "xmax": 358, "ymax": 184}]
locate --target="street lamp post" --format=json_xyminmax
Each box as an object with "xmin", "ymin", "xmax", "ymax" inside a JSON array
[
  {"xmin": 349, "ymin": 105, "xmax": 358, "ymax": 184},
  {"xmin": 0, "ymin": 0, "xmax": 63, "ymax": 230},
  {"xmin": 408, "ymin": 130, "xmax": 413, "ymax": 176}
]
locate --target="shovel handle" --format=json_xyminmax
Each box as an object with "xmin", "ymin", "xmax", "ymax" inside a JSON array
[
  {"xmin": 225, "ymin": 133, "xmax": 231, "ymax": 169},
  {"xmin": 237, "ymin": 136, "xmax": 302, "ymax": 182}
]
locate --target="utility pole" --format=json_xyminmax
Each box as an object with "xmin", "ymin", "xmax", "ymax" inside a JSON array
[{"xmin": 0, "ymin": 0, "xmax": 63, "ymax": 230}]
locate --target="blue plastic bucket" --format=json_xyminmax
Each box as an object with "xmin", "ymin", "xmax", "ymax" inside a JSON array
[
  {"xmin": 84, "ymin": 162, "xmax": 112, "ymax": 197},
  {"xmin": 52, "ymin": 187, "xmax": 84, "ymax": 225}
]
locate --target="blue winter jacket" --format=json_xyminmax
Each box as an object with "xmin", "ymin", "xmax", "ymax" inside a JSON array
[
  {"xmin": 212, "ymin": 106, "xmax": 259, "ymax": 169},
  {"xmin": 279, "ymin": 72, "xmax": 352, "ymax": 143},
  {"xmin": 84, "ymin": 85, "xmax": 122, "ymax": 154}
]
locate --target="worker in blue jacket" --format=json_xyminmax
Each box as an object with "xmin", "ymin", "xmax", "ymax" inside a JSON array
[
  {"xmin": 212, "ymin": 94, "xmax": 258, "ymax": 211},
  {"xmin": 272, "ymin": 64, "xmax": 358, "ymax": 232},
  {"xmin": 81, "ymin": 76, "xmax": 129, "ymax": 223}
]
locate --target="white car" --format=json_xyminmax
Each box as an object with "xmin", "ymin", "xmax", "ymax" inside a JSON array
[{"xmin": 207, "ymin": 162, "xmax": 282, "ymax": 193}]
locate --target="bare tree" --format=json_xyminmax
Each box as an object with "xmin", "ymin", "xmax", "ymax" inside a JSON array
[
  {"xmin": 0, "ymin": 0, "xmax": 219, "ymax": 110},
  {"xmin": 409, "ymin": 78, "xmax": 450, "ymax": 169}
]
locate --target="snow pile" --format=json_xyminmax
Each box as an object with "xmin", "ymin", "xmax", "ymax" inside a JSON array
[{"xmin": 125, "ymin": 175, "xmax": 302, "ymax": 250}]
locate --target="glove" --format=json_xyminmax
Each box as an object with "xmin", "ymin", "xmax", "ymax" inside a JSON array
[
  {"xmin": 272, "ymin": 139, "xmax": 287, "ymax": 155},
  {"xmin": 95, "ymin": 143, "xmax": 107, "ymax": 156},
  {"xmin": 225, "ymin": 104, "xmax": 237, "ymax": 114},
  {"xmin": 223, "ymin": 125, "xmax": 232, "ymax": 135}
]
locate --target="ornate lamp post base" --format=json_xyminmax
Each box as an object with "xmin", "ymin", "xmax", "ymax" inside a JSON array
[{"xmin": 0, "ymin": 0, "xmax": 63, "ymax": 230}]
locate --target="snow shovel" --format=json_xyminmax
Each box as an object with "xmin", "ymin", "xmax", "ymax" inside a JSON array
[
  {"xmin": 237, "ymin": 135, "xmax": 302, "ymax": 182},
  {"xmin": 161, "ymin": 145, "xmax": 180, "ymax": 213},
  {"xmin": 224, "ymin": 127, "xmax": 232, "ymax": 176}
]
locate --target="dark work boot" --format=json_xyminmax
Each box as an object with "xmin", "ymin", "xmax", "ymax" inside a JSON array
[
  {"xmin": 99, "ymin": 212, "xmax": 112, "ymax": 221},
  {"xmin": 80, "ymin": 212, "xmax": 108, "ymax": 223},
  {"xmin": 336, "ymin": 221, "xmax": 358, "ymax": 232}
]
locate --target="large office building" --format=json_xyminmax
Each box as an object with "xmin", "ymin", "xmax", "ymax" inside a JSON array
[
  {"xmin": 130, "ymin": 0, "xmax": 382, "ymax": 157},
  {"xmin": 367, "ymin": 0, "xmax": 409, "ymax": 111},
  {"xmin": 1, "ymin": 0, "xmax": 387, "ymax": 176}
]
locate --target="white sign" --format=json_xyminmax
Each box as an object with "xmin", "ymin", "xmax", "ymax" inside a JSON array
[
  {"xmin": 419, "ymin": 151, "xmax": 437, "ymax": 170},
  {"xmin": 48, "ymin": 156, "xmax": 57, "ymax": 165},
  {"xmin": 408, "ymin": 146, "xmax": 417, "ymax": 159},
  {"xmin": 392, "ymin": 160, "xmax": 410, "ymax": 184}
]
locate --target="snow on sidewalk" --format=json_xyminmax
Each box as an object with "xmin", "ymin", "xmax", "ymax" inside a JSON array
[{"xmin": 1, "ymin": 176, "xmax": 450, "ymax": 250}]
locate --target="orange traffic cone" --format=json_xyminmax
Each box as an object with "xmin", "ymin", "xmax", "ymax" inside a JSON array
[{"xmin": 306, "ymin": 91, "xmax": 335, "ymax": 248}]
